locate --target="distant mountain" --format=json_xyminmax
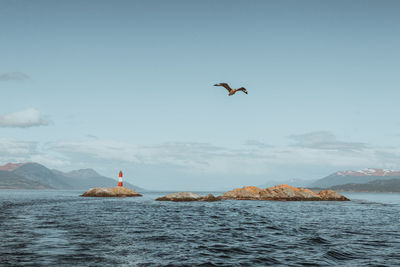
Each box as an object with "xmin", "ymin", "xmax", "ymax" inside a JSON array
[
  {"xmin": 311, "ymin": 168, "xmax": 400, "ymax": 188},
  {"xmin": 12, "ymin": 163, "xmax": 74, "ymax": 189},
  {"xmin": 0, "ymin": 162, "xmax": 145, "ymax": 191},
  {"xmin": 0, "ymin": 170, "xmax": 52, "ymax": 189},
  {"xmin": 65, "ymin": 168, "xmax": 101, "ymax": 178},
  {"xmin": 0, "ymin": 163, "xmax": 25, "ymax": 171},
  {"xmin": 57, "ymin": 168, "xmax": 145, "ymax": 191},
  {"xmin": 330, "ymin": 178, "xmax": 400, "ymax": 193},
  {"xmin": 335, "ymin": 168, "xmax": 400, "ymax": 177}
]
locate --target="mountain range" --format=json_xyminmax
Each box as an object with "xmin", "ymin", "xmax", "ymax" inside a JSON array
[
  {"xmin": 310, "ymin": 168, "xmax": 400, "ymax": 188},
  {"xmin": 329, "ymin": 178, "xmax": 400, "ymax": 192},
  {"xmin": 258, "ymin": 168, "xmax": 400, "ymax": 193},
  {"xmin": 0, "ymin": 162, "xmax": 145, "ymax": 191},
  {"xmin": 2, "ymin": 163, "xmax": 400, "ymax": 192}
]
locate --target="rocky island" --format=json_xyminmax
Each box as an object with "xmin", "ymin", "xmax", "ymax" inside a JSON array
[
  {"xmin": 156, "ymin": 192, "xmax": 221, "ymax": 202},
  {"xmin": 155, "ymin": 185, "xmax": 349, "ymax": 202},
  {"xmin": 81, "ymin": 187, "xmax": 142, "ymax": 197},
  {"xmin": 222, "ymin": 184, "xmax": 349, "ymax": 201}
]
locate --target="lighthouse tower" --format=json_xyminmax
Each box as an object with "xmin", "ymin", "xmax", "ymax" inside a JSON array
[{"xmin": 118, "ymin": 171, "xmax": 123, "ymax": 187}]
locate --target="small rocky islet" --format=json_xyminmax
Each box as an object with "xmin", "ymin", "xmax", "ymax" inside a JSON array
[
  {"xmin": 221, "ymin": 184, "xmax": 349, "ymax": 201},
  {"xmin": 155, "ymin": 184, "xmax": 349, "ymax": 202},
  {"xmin": 156, "ymin": 192, "xmax": 222, "ymax": 202},
  {"xmin": 81, "ymin": 186, "xmax": 142, "ymax": 197}
]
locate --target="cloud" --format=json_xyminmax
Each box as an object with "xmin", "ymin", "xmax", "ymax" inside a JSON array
[
  {"xmin": 0, "ymin": 138, "xmax": 69, "ymax": 167},
  {"xmin": 0, "ymin": 108, "xmax": 49, "ymax": 128},
  {"xmin": 0, "ymin": 138, "xmax": 37, "ymax": 164},
  {"xmin": 49, "ymin": 139, "xmax": 377, "ymax": 177},
  {"xmin": 244, "ymin": 139, "xmax": 273, "ymax": 149},
  {"xmin": 49, "ymin": 139, "xmax": 276, "ymax": 177},
  {"xmin": 51, "ymin": 140, "xmax": 228, "ymax": 168},
  {"xmin": 289, "ymin": 131, "xmax": 366, "ymax": 151},
  {"xmin": 0, "ymin": 72, "xmax": 30, "ymax": 81},
  {"xmin": 0, "ymin": 138, "xmax": 37, "ymax": 156}
]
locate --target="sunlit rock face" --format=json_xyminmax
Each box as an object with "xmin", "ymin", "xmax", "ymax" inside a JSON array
[
  {"xmin": 221, "ymin": 186, "xmax": 263, "ymax": 200},
  {"xmin": 317, "ymin": 189, "xmax": 350, "ymax": 201},
  {"xmin": 156, "ymin": 192, "xmax": 222, "ymax": 202},
  {"xmin": 81, "ymin": 187, "xmax": 142, "ymax": 197},
  {"xmin": 222, "ymin": 184, "xmax": 350, "ymax": 201},
  {"xmin": 260, "ymin": 184, "xmax": 321, "ymax": 200}
]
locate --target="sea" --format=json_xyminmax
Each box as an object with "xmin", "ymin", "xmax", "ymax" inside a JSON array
[{"xmin": 0, "ymin": 190, "xmax": 400, "ymax": 266}]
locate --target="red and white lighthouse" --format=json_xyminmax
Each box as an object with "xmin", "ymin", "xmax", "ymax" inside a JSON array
[{"xmin": 118, "ymin": 171, "xmax": 123, "ymax": 187}]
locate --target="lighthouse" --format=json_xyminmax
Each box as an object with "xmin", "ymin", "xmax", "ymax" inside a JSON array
[{"xmin": 118, "ymin": 171, "xmax": 123, "ymax": 187}]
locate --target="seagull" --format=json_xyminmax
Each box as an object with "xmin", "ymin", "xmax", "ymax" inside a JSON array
[{"xmin": 214, "ymin": 83, "xmax": 248, "ymax": 96}]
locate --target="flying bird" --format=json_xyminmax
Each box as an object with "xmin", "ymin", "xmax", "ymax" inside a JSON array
[{"xmin": 214, "ymin": 83, "xmax": 248, "ymax": 96}]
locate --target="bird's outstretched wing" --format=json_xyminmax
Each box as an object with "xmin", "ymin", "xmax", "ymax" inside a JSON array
[
  {"xmin": 214, "ymin": 83, "xmax": 232, "ymax": 92},
  {"xmin": 237, "ymin": 87, "xmax": 248, "ymax": 94}
]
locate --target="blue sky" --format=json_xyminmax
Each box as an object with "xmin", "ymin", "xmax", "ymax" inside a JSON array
[{"xmin": 1, "ymin": 0, "xmax": 400, "ymax": 190}]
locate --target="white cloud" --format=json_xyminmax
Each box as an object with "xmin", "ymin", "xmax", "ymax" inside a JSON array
[
  {"xmin": 51, "ymin": 140, "xmax": 227, "ymax": 170},
  {"xmin": 0, "ymin": 138, "xmax": 69, "ymax": 168},
  {"xmin": 0, "ymin": 138, "xmax": 37, "ymax": 165},
  {"xmin": 0, "ymin": 108, "xmax": 49, "ymax": 128},
  {"xmin": 0, "ymin": 72, "xmax": 30, "ymax": 81},
  {"xmin": 49, "ymin": 138, "xmax": 398, "ymax": 177},
  {"xmin": 0, "ymin": 138, "xmax": 36, "ymax": 156},
  {"xmin": 289, "ymin": 131, "xmax": 366, "ymax": 151}
]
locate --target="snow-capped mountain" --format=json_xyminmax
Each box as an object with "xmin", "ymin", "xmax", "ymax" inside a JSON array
[
  {"xmin": 336, "ymin": 168, "xmax": 400, "ymax": 177},
  {"xmin": 311, "ymin": 168, "xmax": 400, "ymax": 188}
]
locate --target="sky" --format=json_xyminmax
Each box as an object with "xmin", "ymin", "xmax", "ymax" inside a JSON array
[{"xmin": 1, "ymin": 0, "xmax": 400, "ymax": 190}]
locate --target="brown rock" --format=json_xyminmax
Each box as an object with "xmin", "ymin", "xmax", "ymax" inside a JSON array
[
  {"xmin": 221, "ymin": 186, "xmax": 263, "ymax": 200},
  {"xmin": 156, "ymin": 192, "xmax": 203, "ymax": 202},
  {"xmin": 260, "ymin": 184, "xmax": 321, "ymax": 201},
  {"xmin": 318, "ymin": 190, "xmax": 350, "ymax": 201},
  {"xmin": 200, "ymin": 194, "xmax": 222, "ymax": 202},
  {"xmin": 222, "ymin": 184, "xmax": 349, "ymax": 201},
  {"xmin": 156, "ymin": 192, "xmax": 222, "ymax": 202},
  {"xmin": 81, "ymin": 187, "xmax": 142, "ymax": 197}
]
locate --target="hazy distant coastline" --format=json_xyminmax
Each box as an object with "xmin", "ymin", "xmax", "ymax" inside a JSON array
[
  {"xmin": 0, "ymin": 162, "xmax": 145, "ymax": 191},
  {"xmin": 1, "ymin": 163, "xmax": 400, "ymax": 193}
]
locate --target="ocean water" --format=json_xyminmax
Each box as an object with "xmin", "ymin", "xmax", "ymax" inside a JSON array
[{"xmin": 1, "ymin": 191, "xmax": 400, "ymax": 266}]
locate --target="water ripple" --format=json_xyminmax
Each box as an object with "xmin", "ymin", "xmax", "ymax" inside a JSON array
[{"xmin": 1, "ymin": 191, "xmax": 400, "ymax": 266}]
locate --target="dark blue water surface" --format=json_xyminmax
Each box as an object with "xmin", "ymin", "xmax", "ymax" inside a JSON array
[{"xmin": 1, "ymin": 190, "xmax": 400, "ymax": 266}]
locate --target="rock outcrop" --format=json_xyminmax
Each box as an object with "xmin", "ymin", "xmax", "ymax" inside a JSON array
[
  {"xmin": 317, "ymin": 189, "xmax": 349, "ymax": 201},
  {"xmin": 221, "ymin": 186, "xmax": 262, "ymax": 200},
  {"xmin": 201, "ymin": 194, "xmax": 221, "ymax": 202},
  {"xmin": 222, "ymin": 184, "xmax": 349, "ymax": 201},
  {"xmin": 156, "ymin": 192, "xmax": 221, "ymax": 202},
  {"xmin": 81, "ymin": 187, "xmax": 142, "ymax": 197}
]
